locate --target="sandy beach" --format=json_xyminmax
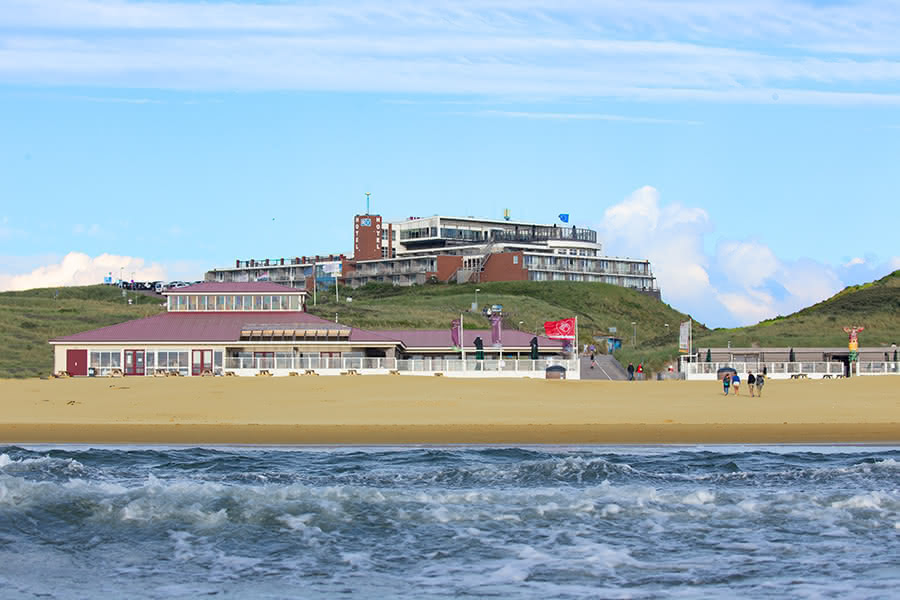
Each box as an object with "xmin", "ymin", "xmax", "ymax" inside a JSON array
[{"xmin": 1, "ymin": 376, "xmax": 898, "ymax": 444}]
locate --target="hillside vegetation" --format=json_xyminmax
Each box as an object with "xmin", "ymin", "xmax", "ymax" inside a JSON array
[
  {"xmin": 307, "ymin": 281, "xmax": 698, "ymax": 369},
  {"xmin": 2, "ymin": 270, "xmax": 897, "ymax": 378},
  {"xmin": 0, "ymin": 286, "xmax": 164, "ymax": 378},
  {"xmin": 691, "ymin": 269, "xmax": 900, "ymax": 352}
]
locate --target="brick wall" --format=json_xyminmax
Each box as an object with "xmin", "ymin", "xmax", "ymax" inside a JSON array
[{"xmin": 481, "ymin": 252, "xmax": 527, "ymax": 282}]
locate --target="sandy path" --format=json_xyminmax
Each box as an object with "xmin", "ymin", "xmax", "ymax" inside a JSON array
[{"xmin": 1, "ymin": 376, "xmax": 897, "ymax": 444}]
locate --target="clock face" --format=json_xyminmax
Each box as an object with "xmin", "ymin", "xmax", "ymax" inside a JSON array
[{"xmin": 360, "ymin": 218, "xmax": 372, "ymax": 227}]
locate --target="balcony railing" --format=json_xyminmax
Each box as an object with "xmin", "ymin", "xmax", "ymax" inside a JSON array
[
  {"xmin": 222, "ymin": 356, "xmax": 578, "ymax": 375},
  {"xmin": 682, "ymin": 361, "xmax": 900, "ymax": 378}
]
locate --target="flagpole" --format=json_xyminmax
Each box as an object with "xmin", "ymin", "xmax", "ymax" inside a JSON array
[
  {"xmin": 460, "ymin": 313, "xmax": 465, "ymax": 368},
  {"xmin": 575, "ymin": 315, "xmax": 579, "ymax": 377}
]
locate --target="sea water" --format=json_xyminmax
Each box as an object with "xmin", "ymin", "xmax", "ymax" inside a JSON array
[{"xmin": 0, "ymin": 445, "xmax": 897, "ymax": 599}]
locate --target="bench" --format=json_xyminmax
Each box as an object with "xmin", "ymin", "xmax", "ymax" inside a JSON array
[
  {"xmin": 224, "ymin": 371, "xmax": 236, "ymax": 377},
  {"xmin": 109, "ymin": 368, "xmax": 123, "ymax": 378},
  {"xmin": 255, "ymin": 370, "xmax": 272, "ymax": 377},
  {"xmin": 341, "ymin": 369, "xmax": 359, "ymax": 376},
  {"xmin": 304, "ymin": 369, "xmax": 319, "ymax": 376},
  {"xmin": 389, "ymin": 369, "xmax": 400, "ymax": 375},
  {"xmin": 288, "ymin": 371, "xmax": 299, "ymax": 376},
  {"xmin": 790, "ymin": 373, "xmax": 808, "ymax": 379}
]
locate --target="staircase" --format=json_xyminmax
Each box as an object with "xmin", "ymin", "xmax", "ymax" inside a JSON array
[
  {"xmin": 580, "ymin": 355, "xmax": 629, "ymax": 380},
  {"xmin": 472, "ymin": 239, "xmax": 495, "ymax": 283}
]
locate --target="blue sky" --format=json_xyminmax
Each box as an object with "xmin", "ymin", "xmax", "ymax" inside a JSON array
[{"xmin": 0, "ymin": 0, "xmax": 898, "ymax": 326}]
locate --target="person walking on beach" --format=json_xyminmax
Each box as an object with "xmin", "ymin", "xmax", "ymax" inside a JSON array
[
  {"xmin": 756, "ymin": 373, "xmax": 765, "ymax": 397},
  {"xmin": 627, "ymin": 363, "xmax": 635, "ymax": 380},
  {"xmin": 722, "ymin": 372, "xmax": 731, "ymax": 395},
  {"xmin": 731, "ymin": 372, "xmax": 741, "ymax": 395},
  {"xmin": 747, "ymin": 371, "xmax": 756, "ymax": 397},
  {"xmin": 637, "ymin": 363, "xmax": 643, "ymax": 380},
  {"xmin": 590, "ymin": 351, "xmax": 597, "ymax": 369}
]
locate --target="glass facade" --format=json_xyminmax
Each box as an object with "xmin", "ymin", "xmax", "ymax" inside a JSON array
[{"xmin": 168, "ymin": 294, "xmax": 305, "ymax": 312}]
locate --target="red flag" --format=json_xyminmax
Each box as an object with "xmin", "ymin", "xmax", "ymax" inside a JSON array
[{"xmin": 544, "ymin": 317, "xmax": 576, "ymax": 339}]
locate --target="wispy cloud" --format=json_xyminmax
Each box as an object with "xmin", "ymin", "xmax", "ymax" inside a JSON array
[
  {"xmin": 1, "ymin": 0, "xmax": 899, "ymax": 103},
  {"xmin": 471, "ymin": 110, "xmax": 701, "ymax": 125}
]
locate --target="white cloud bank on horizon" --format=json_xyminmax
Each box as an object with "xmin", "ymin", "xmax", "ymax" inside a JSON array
[
  {"xmin": 598, "ymin": 186, "xmax": 899, "ymax": 327},
  {"xmin": 0, "ymin": 252, "xmax": 167, "ymax": 291}
]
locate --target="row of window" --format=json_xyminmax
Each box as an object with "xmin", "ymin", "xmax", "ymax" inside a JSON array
[
  {"xmin": 89, "ymin": 350, "xmax": 224, "ymax": 376},
  {"xmin": 168, "ymin": 294, "xmax": 304, "ymax": 312}
]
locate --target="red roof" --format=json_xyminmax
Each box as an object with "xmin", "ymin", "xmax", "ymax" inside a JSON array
[
  {"xmin": 166, "ymin": 282, "xmax": 305, "ymax": 294},
  {"xmin": 50, "ymin": 311, "xmax": 332, "ymax": 343},
  {"xmin": 361, "ymin": 329, "xmax": 563, "ymax": 349},
  {"xmin": 51, "ymin": 312, "xmax": 563, "ymax": 350}
]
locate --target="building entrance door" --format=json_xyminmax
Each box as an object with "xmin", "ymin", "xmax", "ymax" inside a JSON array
[
  {"xmin": 66, "ymin": 349, "xmax": 88, "ymax": 376},
  {"xmin": 124, "ymin": 350, "xmax": 145, "ymax": 376},
  {"xmin": 192, "ymin": 349, "xmax": 212, "ymax": 376}
]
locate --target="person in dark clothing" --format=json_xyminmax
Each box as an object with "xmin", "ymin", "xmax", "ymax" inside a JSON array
[
  {"xmin": 747, "ymin": 371, "xmax": 756, "ymax": 397},
  {"xmin": 627, "ymin": 363, "xmax": 635, "ymax": 380}
]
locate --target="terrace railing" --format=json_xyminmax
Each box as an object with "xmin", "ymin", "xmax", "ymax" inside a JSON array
[{"xmin": 683, "ymin": 361, "xmax": 900, "ymax": 378}]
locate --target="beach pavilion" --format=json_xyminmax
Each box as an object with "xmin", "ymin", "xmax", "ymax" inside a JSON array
[{"xmin": 50, "ymin": 282, "xmax": 572, "ymax": 378}]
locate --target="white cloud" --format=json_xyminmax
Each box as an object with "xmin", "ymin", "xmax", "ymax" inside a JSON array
[
  {"xmin": 471, "ymin": 110, "xmax": 701, "ymax": 125},
  {"xmin": 1, "ymin": 0, "xmax": 899, "ymax": 103},
  {"xmin": 72, "ymin": 223, "xmax": 101, "ymax": 236},
  {"xmin": 598, "ymin": 186, "xmax": 892, "ymax": 327},
  {"xmin": 0, "ymin": 251, "xmax": 167, "ymax": 291}
]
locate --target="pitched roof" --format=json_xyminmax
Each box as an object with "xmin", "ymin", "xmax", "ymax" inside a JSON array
[
  {"xmin": 165, "ymin": 282, "xmax": 305, "ymax": 294},
  {"xmin": 51, "ymin": 312, "xmax": 563, "ymax": 350},
  {"xmin": 50, "ymin": 311, "xmax": 332, "ymax": 343},
  {"xmin": 361, "ymin": 329, "xmax": 564, "ymax": 349}
]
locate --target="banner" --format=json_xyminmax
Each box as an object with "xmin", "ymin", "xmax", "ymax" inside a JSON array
[
  {"xmin": 450, "ymin": 318, "xmax": 461, "ymax": 349},
  {"xmin": 490, "ymin": 314, "xmax": 503, "ymax": 346},
  {"xmin": 679, "ymin": 320, "xmax": 691, "ymax": 353},
  {"xmin": 544, "ymin": 317, "xmax": 576, "ymax": 339}
]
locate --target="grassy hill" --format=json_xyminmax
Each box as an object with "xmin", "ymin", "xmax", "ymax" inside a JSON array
[
  {"xmin": 307, "ymin": 281, "xmax": 699, "ymax": 369},
  {"xmin": 690, "ymin": 269, "xmax": 900, "ymax": 352},
  {"xmin": 2, "ymin": 271, "xmax": 897, "ymax": 378},
  {"xmin": 0, "ymin": 286, "xmax": 164, "ymax": 378}
]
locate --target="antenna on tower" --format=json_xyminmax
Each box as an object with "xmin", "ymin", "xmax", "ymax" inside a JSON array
[{"xmin": 365, "ymin": 192, "xmax": 371, "ymax": 215}]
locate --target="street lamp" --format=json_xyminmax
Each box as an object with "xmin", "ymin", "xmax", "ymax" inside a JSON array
[
  {"xmin": 664, "ymin": 323, "xmax": 669, "ymax": 337},
  {"xmin": 631, "ymin": 321, "xmax": 637, "ymax": 347},
  {"xmin": 475, "ymin": 288, "xmax": 481, "ymax": 309},
  {"xmin": 518, "ymin": 320, "xmax": 524, "ymax": 330}
]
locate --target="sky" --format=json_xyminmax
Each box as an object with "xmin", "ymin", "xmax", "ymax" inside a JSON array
[{"xmin": 0, "ymin": 0, "xmax": 898, "ymax": 327}]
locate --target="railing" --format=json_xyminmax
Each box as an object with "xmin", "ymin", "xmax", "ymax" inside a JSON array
[
  {"xmin": 396, "ymin": 358, "xmax": 577, "ymax": 373},
  {"xmin": 222, "ymin": 356, "xmax": 578, "ymax": 375},
  {"xmin": 683, "ymin": 361, "xmax": 900, "ymax": 378},
  {"xmin": 225, "ymin": 357, "xmax": 396, "ymax": 371}
]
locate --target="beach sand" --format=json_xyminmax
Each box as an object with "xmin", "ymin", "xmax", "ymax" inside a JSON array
[{"xmin": 1, "ymin": 376, "xmax": 898, "ymax": 444}]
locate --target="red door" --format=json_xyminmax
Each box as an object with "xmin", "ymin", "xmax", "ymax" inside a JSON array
[
  {"xmin": 124, "ymin": 350, "xmax": 145, "ymax": 376},
  {"xmin": 66, "ymin": 349, "xmax": 88, "ymax": 376},
  {"xmin": 192, "ymin": 349, "xmax": 212, "ymax": 375}
]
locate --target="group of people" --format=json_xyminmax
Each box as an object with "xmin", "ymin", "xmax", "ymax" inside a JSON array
[{"xmin": 722, "ymin": 369, "xmax": 765, "ymax": 396}]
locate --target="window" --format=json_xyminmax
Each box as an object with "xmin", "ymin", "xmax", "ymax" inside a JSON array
[
  {"xmin": 244, "ymin": 296, "xmax": 252, "ymax": 310},
  {"xmin": 271, "ymin": 295, "xmax": 280, "ymax": 310},
  {"xmin": 263, "ymin": 295, "xmax": 271, "ymax": 310},
  {"xmin": 254, "ymin": 296, "xmax": 263, "ymax": 310},
  {"xmin": 216, "ymin": 295, "xmax": 226, "ymax": 310},
  {"xmin": 188, "ymin": 296, "xmax": 198, "ymax": 311},
  {"xmin": 513, "ymin": 255, "xmax": 519, "ymax": 265},
  {"xmin": 289, "ymin": 296, "xmax": 300, "ymax": 310},
  {"xmin": 90, "ymin": 350, "xmax": 122, "ymax": 376}
]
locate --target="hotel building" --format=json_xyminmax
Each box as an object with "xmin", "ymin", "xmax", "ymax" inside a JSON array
[
  {"xmin": 205, "ymin": 214, "xmax": 659, "ymax": 298},
  {"xmin": 51, "ymin": 282, "xmax": 571, "ymax": 378}
]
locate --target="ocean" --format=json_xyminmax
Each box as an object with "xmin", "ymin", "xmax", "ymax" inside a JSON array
[{"xmin": 0, "ymin": 445, "xmax": 897, "ymax": 599}]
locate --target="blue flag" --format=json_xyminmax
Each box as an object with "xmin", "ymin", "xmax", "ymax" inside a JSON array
[{"xmin": 558, "ymin": 213, "xmax": 569, "ymax": 223}]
